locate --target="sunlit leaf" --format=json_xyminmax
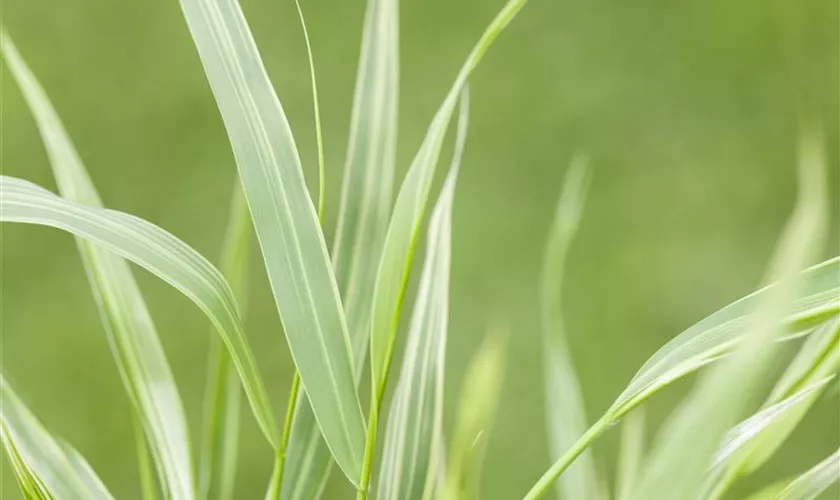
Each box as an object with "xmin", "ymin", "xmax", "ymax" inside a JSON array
[
  {"xmin": 777, "ymin": 450, "xmax": 840, "ymax": 500},
  {"xmin": 377, "ymin": 90, "xmax": 467, "ymax": 500},
  {"xmin": 0, "ymin": 374, "xmax": 114, "ymax": 500},
  {"xmin": 0, "ymin": 175, "xmax": 278, "ymax": 447},
  {"xmin": 177, "ymin": 0, "xmax": 366, "ymax": 481},
  {"xmin": 2, "ymin": 33, "xmax": 194, "ymax": 499}
]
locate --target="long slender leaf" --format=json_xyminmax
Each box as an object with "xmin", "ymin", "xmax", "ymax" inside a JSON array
[
  {"xmin": 442, "ymin": 333, "xmax": 507, "ymax": 500},
  {"xmin": 627, "ymin": 130, "xmax": 828, "ymax": 500},
  {"xmin": 376, "ymin": 90, "xmax": 468, "ymax": 500},
  {"xmin": 615, "ymin": 409, "xmax": 645, "ymax": 500},
  {"xmin": 199, "ymin": 184, "xmax": 251, "ymax": 500},
  {"xmin": 541, "ymin": 156, "xmax": 601, "ymax": 500},
  {"xmin": 0, "ymin": 374, "xmax": 114, "ymax": 500},
  {"xmin": 281, "ymin": 0, "xmax": 399, "ymax": 495},
  {"xmin": 369, "ymin": 0, "xmax": 529, "ymax": 394},
  {"xmin": 177, "ymin": 0, "xmax": 365, "ymax": 482},
  {"xmin": 777, "ymin": 450, "xmax": 840, "ymax": 500},
  {"xmin": 0, "ymin": 175, "xmax": 278, "ymax": 446},
  {"xmin": 699, "ymin": 318, "xmax": 839, "ymax": 500},
  {"xmin": 1, "ymin": 33, "xmax": 194, "ymax": 500},
  {"xmin": 608, "ymin": 255, "xmax": 839, "ymax": 422}
]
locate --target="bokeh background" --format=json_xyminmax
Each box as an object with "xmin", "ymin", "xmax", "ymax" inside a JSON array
[{"xmin": 1, "ymin": 0, "xmax": 838, "ymax": 498}]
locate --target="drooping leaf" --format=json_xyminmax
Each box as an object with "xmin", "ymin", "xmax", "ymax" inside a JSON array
[
  {"xmin": 442, "ymin": 333, "xmax": 507, "ymax": 500},
  {"xmin": 2, "ymin": 33, "xmax": 194, "ymax": 500},
  {"xmin": 369, "ymin": 0, "xmax": 529, "ymax": 395},
  {"xmin": 627, "ymin": 130, "xmax": 828, "ymax": 500},
  {"xmin": 280, "ymin": 0, "xmax": 399, "ymax": 496},
  {"xmin": 376, "ymin": 90, "xmax": 467, "ymax": 500},
  {"xmin": 540, "ymin": 156, "xmax": 601, "ymax": 500},
  {"xmin": 0, "ymin": 175, "xmax": 278, "ymax": 446},
  {"xmin": 177, "ymin": 0, "xmax": 365, "ymax": 481},
  {"xmin": 777, "ymin": 450, "xmax": 840, "ymax": 500},
  {"xmin": 0, "ymin": 374, "xmax": 114, "ymax": 500},
  {"xmin": 199, "ymin": 183, "xmax": 251, "ymax": 500}
]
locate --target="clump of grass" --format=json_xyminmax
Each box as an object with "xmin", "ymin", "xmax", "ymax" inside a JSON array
[{"xmin": 1, "ymin": 0, "xmax": 838, "ymax": 499}]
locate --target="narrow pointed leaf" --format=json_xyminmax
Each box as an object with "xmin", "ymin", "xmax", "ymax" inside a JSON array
[
  {"xmin": 627, "ymin": 130, "xmax": 828, "ymax": 500},
  {"xmin": 776, "ymin": 450, "xmax": 840, "ymax": 500},
  {"xmin": 1, "ymin": 34, "xmax": 195, "ymax": 499},
  {"xmin": 0, "ymin": 375, "xmax": 114, "ymax": 500},
  {"xmin": 177, "ymin": 0, "xmax": 365, "ymax": 481},
  {"xmin": 442, "ymin": 334, "xmax": 506, "ymax": 500},
  {"xmin": 0, "ymin": 175, "xmax": 278, "ymax": 446},
  {"xmin": 199, "ymin": 184, "xmax": 251, "ymax": 500},
  {"xmin": 377, "ymin": 91, "xmax": 467, "ymax": 500},
  {"xmin": 541, "ymin": 156, "xmax": 601, "ymax": 500},
  {"xmin": 281, "ymin": 0, "xmax": 399, "ymax": 495},
  {"xmin": 369, "ymin": 0, "xmax": 529, "ymax": 392}
]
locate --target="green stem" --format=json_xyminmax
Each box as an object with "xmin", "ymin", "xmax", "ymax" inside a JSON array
[
  {"xmin": 522, "ymin": 416, "xmax": 611, "ymax": 500},
  {"xmin": 267, "ymin": 372, "xmax": 302, "ymax": 500}
]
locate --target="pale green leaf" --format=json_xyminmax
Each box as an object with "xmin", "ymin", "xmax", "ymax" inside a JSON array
[
  {"xmin": 627, "ymin": 130, "xmax": 828, "ymax": 500},
  {"xmin": 177, "ymin": 0, "xmax": 365, "ymax": 481},
  {"xmin": 199, "ymin": 183, "xmax": 251, "ymax": 500},
  {"xmin": 369, "ymin": 0, "xmax": 529, "ymax": 393},
  {"xmin": 777, "ymin": 450, "xmax": 840, "ymax": 500},
  {"xmin": 281, "ymin": 0, "xmax": 399, "ymax": 495},
  {"xmin": 616, "ymin": 409, "xmax": 645, "ymax": 500},
  {"xmin": 541, "ymin": 156, "xmax": 601, "ymax": 500},
  {"xmin": 0, "ymin": 375, "xmax": 114, "ymax": 500},
  {"xmin": 2, "ymin": 33, "xmax": 194, "ymax": 500},
  {"xmin": 442, "ymin": 333, "xmax": 507, "ymax": 500},
  {"xmin": 377, "ymin": 90, "xmax": 467, "ymax": 500},
  {"xmin": 0, "ymin": 175, "xmax": 278, "ymax": 447},
  {"xmin": 699, "ymin": 318, "xmax": 839, "ymax": 500}
]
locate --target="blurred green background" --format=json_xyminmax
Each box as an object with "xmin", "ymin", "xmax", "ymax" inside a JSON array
[{"xmin": 1, "ymin": 0, "xmax": 838, "ymax": 498}]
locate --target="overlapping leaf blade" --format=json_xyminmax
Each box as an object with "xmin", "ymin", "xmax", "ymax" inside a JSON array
[
  {"xmin": 540, "ymin": 157, "xmax": 601, "ymax": 500},
  {"xmin": 1, "ymin": 33, "xmax": 195, "ymax": 500},
  {"xmin": 615, "ymin": 410, "xmax": 645, "ymax": 500},
  {"xmin": 281, "ymin": 0, "xmax": 399, "ymax": 496},
  {"xmin": 626, "ymin": 131, "xmax": 828, "ymax": 500},
  {"xmin": 376, "ymin": 91, "xmax": 467, "ymax": 500},
  {"xmin": 199, "ymin": 184, "xmax": 251, "ymax": 500},
  {"xmin": 777, "ymin": 450, "xmax": 840, "ymax": 500},
  {"xmin": 0, "ymin": 374, "xmax": 114, "ymax": 500},
  {"xmin": 369, "ymin": 0, "xmax": 529, "ymax": 392},
  {"xmin": 0, "ymin": 175, "xmax": 278, "ymax": 447},
  {"xmin": 177, "ymin": 0, "xmax": 365, "ymax": 481}
]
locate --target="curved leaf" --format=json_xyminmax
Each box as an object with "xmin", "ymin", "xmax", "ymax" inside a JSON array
[
  {"xmin": 778, "ymin": 450, "xmax": 840, "ymax": 500},
  {"xmin": 177, "ymin": 0, "xmax": 365, "ymax": 481},
  {"xmin": 1, "ymin": 374, "xmax": 114, "ymax": 500},
  {"xmin": 2, "ymin": 33, "xmax": 194, "ymax": 499},
  {"xmin": 377, "ymin": 90, "xmax": 467, "ymax": 500},
  {"xmin": 0, "ymin": 175, "xmax": 278, "ymax": 447}
]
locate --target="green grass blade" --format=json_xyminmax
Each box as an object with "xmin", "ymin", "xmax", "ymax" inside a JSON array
[
  {"xmin": 607, "ymin": 253, "xmax": 839, "ymax": 421},
  {"xmin": 0, "ymin": 175, "xmax": 278, "ymax": 447},
  {"xmin": 369, "ymin": 0, "xmax": 529, "ymax": 395},
  {"xmin": 1, "ymin": 33, "xmax": 194, "ymax": 500},
  {"xmin": 177, "ymin": 0, "xmax": 365, "ymax": 482},
  {"xmin": 700, "ymin": 318, "xmax": 839, "ymax": 500},
  {"xmin": 442, "ymin": 333, "xmax": 507, "ymax": 500},
  {"xmin": 616, "ymin": 409, "xmax": 645, "ymax": 500},
  {"xmin": 777, "ymin": 450, "xmax": 840, "ymax": 500},
  {"xmin": 376, "ymin": 91, "xmax": 467, "ymax": 500},
  {"xmin": 540, "ymin": 156, "xmax": 601, "ymax": 500},
  {"xmin": 0, "ymin": 375, "xmax": 115, "ymax": 499},
  {"xmin": 281, "ymin": 0, "xmax": 399, "ymax": 496},
  {"xmin": 626, "ymin": 130, "xmax": 828, "ymax": 500},
  {"xmin": 199, "ymin": 184, "xmax": 251, "ymax": 500}
]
